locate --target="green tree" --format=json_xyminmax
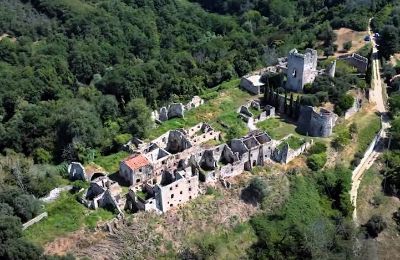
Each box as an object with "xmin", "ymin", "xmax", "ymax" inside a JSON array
[{"xmin": 124, "ymin": 98, "xmax": 153, "ymax": 138}]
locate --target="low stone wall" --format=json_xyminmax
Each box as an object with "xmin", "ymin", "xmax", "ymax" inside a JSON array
[{"xmin": 22, "ymin": 212, "xmax": 48, "ymax": 230}]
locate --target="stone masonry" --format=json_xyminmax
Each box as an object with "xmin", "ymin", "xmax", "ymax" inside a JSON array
[{"xmin": 286, "ymin": 48, "xmax": 318, "ymax": 92}]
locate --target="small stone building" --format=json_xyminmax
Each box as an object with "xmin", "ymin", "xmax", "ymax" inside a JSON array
[
  {"xmin": 240, "ymin": 75, "xmax": 265, "ymax": 95},
  {"xmin": 120, "ymin": 154, "xmax": 153, "ymax": 186}
]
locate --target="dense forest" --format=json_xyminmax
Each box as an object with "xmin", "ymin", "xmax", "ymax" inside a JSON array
[
  {"xmin": 1, "ymin": 0, "xmax": 400, "ymax": 259},
  {"xmin": 0, "ymin": 0, "xmax": 393, "ymax": 163}
]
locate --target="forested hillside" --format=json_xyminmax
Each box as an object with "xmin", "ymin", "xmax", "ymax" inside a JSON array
[{"xmin": 1, "ymin": 0, "xmax": 391, "ymax": 163}]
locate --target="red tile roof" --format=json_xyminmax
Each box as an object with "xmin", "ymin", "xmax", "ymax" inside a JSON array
[{"xmin": 123, "ymin": 155, "xmax": 149, "ymax": 170}]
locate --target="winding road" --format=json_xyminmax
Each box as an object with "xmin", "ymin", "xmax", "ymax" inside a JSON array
[{"xmin": 350, "ymin": 18, "xmax": 390, "ymax": 224}]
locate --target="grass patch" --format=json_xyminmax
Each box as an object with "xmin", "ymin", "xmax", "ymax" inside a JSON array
[
  {"xmin": 148, "ymin": 79, "xmax": 251, "ymax": 140},
  {"xmin": 24, "ymin": 192, "xmax": 114, "ymax": 246},
  {"xmin": 256, "ymin": 117, "xmax": 298, "ymax": 140},
  {"xmin": 285, "ymin": 136, "xmax": 305, "ymax": 150},
  {"xmin": 93, "ymin": 151, "xmax": 129, "ymax": 173},
  {"xmin": 355, "ymin": 113, "xmax": 381, "ymax": 153}
]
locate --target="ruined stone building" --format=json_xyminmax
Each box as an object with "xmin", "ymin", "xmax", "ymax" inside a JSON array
[
  {"xmin": 237, "ymin": 100, "xmax": 275, "ymax": 124},
  {"xmin": 126, "ymin": 168, "xmax": 200, "ymax": 213},
  {"xmin": 338, "ymin": 53, "xmax": 368, "ymax": 73},
  {"xmin": 286, "ymin": 48, "xmax": 318, "ymax": 92},
  {"xmin": 80, "ymin": 176, "xmax": 124, "ymax": 214},
  {"xmin": 68, "ymin": 162, "xmax": 107, "ymax": 182},
  {"xmin": 297, "ymin": 106, "xmax": 338, "ymax": 137},
  {"xmin": 151, "ymin": 96, "xmax": 204, "ymax": 123},
  {"xmin": 240, "ymin": 74, "xmax": 265, "ymax": 95},
  {"xmin": 273, "ymin": 135, "xmax": 313, "ymax": 164}
]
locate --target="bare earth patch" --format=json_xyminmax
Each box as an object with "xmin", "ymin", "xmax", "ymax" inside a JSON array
[{"xmin": 334, "ymin": 28, "xmax": 368, "ymax": 56}]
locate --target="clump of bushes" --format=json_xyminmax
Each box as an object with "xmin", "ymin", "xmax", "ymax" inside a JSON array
[
  {"xmin": 241, "ymin": 177, "xmax": 269, "ymax": 205},
  {"xmin": 307, "ymin": 142, "xmax": 328, "ymax": 171},
  {"xmin": 365, "ymin": 215, "xmax": 387, "ymax": 238}
]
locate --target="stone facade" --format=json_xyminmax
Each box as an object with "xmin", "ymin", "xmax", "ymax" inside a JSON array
[
  {"xmin": 297, "ymin": 106, "xmax": 338, "ymax": 137},
  {"xmin": 152, "ymin": 96, "xmax": 204, "ymax": 123},
  {"xmin": 237, "ymin": 100, "xmax": 275, "ymax": 124},
  {"xmin": 286, "ymin": 48, "xmax": 318, "ymax": 92},
  {"xmin": 273, "ymin": 136, "xmax": 313, "ymax": 164},
  {"xmin": 68, "ymin": 162, "xmax": 106, "ymax": 182},
  {"xmin": 338, "ymin": 53, "xmax": 368, "ymax": 73},
  {"xmin": 240, "ymin": 75, "xmax": 265, "ymax": 95},
  {"xmin": 80, "ymin": 176, "xmax": 124, "ymax": 214}
]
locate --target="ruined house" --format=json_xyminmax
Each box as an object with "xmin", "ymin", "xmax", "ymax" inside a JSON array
[
  {"xmin": 152, "ymin": 96, "xmax": 204, "ymax": 123},
  {"xmin": 80, "ymin": 176, "xmax": 124, "ymax": 214},
  {"xmin": 286, "ymin": 48, "xmax": 318, "ymax": 92},
  {"xmin": 126, "ymin": 168, "xmax": 199, "ymax": 213},
  {"xmin": 230, "ymin": 131, "xmax": 277, "ymax": 171},
  {"xmin": 68, "ymin": 162, "xmax": 106, "ymax": 182},
  {"xmin": 237, "ymin": 100, "xmax": 275, "ymax": 124},
  {"xmin": 240, "ymin": 74, "xmax": 265, "ymax": 95}
]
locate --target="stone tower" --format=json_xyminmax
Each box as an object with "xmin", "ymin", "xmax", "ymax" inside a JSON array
[{"xmin": 285, "ymin": 48, "xmax": 318, "ymax": 92}]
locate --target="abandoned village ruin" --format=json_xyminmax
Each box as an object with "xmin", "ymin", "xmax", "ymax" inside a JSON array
[{"xmin": 65, "ymin": 47, "xmax": 368, "ymax": 216}]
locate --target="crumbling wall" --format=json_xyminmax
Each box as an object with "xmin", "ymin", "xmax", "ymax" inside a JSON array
[
  {"xmin": 220, "ymin": 161, "xmax": 245, "ymax": 178},
  {"xmin": 297, "ymin": 106, "xmax": 337, "ymax": 137}
]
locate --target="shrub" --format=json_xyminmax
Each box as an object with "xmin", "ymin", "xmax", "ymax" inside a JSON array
[
  {"xmin": 33, "ymin": 148, "xmax": 53, "ymax": 164},
  {"xmin": 241, "ymin": 177, "xmax": 268, "ymax": 204},
  {"xmin": 308, "ymin": 142, "xmax": 327, "ymax": 154},
  {"xmin": 343, "ymin": 41, "xmax": 352, "ymax": 51},
  {"xmin": 365, "ymin": 215, "xmax": 387, "ymax": 238},
  {"xmin": 113, "ymin": 133, "xmax": 132, "ymax": 147},
  {"xmin": 307, "ymin": 153, "xmax": 327, "ymax": 171}
]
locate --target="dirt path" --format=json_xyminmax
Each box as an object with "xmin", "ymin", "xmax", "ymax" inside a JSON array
[{"xmin": 350, "ymin": 18, "xmax": 389, "ymax": 225}]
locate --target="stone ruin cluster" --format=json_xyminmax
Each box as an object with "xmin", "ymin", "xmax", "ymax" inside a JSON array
[
  {"xmin": 240, "ymin": 48, "xmax": 338, "ymax": 95},
  {"xmin": 237, "ymin": 100, "xmax": 275, "ymax": 125},
  {"xmin": 151, "ymin": 96, "xmax": 204, "ymax": 123},
  {"xmin": 68, "ymin": 123, "xmax": 313, "ymax": 214}
]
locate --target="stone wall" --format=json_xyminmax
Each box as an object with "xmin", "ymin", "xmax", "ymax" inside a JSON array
[
  {"xmin": 152, "ymin": 96, "xmax": 204, "ymax": 123},
  {"xmin": 22, "ymin": 212, "xmax": 48, "ymax": 230},
  {"xmin": 338, "ymin": 53, "xmax": 368, "ymax": 73},
  {"xmin": 297, "ymin": 106, "xmax": 337, "ymax": 137}
]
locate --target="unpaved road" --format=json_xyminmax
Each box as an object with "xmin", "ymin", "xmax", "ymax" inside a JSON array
[{"xmin": 350, "ymin": 18, "xmax": 389, "ymax": 224}]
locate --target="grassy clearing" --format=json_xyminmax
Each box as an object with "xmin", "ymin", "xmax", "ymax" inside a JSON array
[
  {"xmin": 149, "ymin": 79, "xmax": 250, "ymax": 140},
  {"xmin": 24, "ymin": 192, "xmax": 114, "ymax": 246},
  {"xmin": 93, "ymin": 151, "xmax": 129, "ymax": 173},
  {"xmin": 285, "ymin": 136, "xmax": 305, "ymax": 150},
  {"xmin": 356, "ymin": 114, "xmax": 381, "ymax": 153},
  {"xmin": 256, "ymin": 117, "xmax": 298, "ymax": 140}
]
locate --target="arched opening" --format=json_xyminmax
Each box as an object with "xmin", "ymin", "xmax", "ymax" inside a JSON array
[{"xmin": 91, "ymin": 172, "xmax": 105, "ymax": 181}]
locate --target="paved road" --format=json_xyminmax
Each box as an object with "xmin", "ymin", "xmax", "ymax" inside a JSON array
[{"xmin": 350, "ymin": 18, "xmax": 390, "ymax": 224}]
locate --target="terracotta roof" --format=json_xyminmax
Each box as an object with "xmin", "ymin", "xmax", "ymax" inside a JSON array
[{"xmin": 123, "ymin": 155, "xmax": 150, "ymax": 170}]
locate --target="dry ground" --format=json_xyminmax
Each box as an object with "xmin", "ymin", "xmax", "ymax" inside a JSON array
[
  {"xmin": 356, "ymin": 164, "xmax": 400, "ymax": 260},
  {"xmin": 333, "ymin": 28, "xmax": 368, "ymax": 56},
  {"xmin": 44, "ymin": 172, "xmax": 290, "ymax": 259}
]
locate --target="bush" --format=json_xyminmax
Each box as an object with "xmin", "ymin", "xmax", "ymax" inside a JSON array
[
  {"xmin": 33, "ymin": 148, "xmax": 53, "ymax": 164},
  {"xmin": 307, "ymin": 153, "xmax": 327, "ymax": 171},
  {"xmin": 308, "ymin": 142, "xmax": 327, "ymax": 154},
  {"xmin": 343, "ymin": 41, "xmax": 352, "ymax": 51},
  {"xmin": 241, "ymin": 177, "xmax": 268, "ymax": 204},
  {"xmin": 12, "ymin": 194, "xmax": 42, "ymax": 222},
  {"xmin": 365, "ymin": 215, "xmax": 387, "ymax": 238}
]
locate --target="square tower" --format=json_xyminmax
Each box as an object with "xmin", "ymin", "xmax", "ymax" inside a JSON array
[{"xmin": 285, "ymin": 48, "xmax": 318, "ymax": 92}]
